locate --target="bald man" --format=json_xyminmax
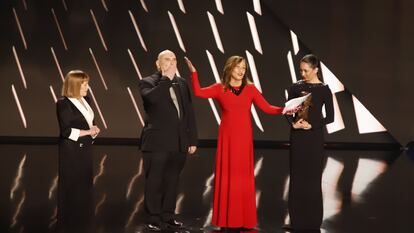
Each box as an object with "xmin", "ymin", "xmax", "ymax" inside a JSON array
[{"xmin": 138, "ymin": 50, "xmax": 198, "ymax": 231}]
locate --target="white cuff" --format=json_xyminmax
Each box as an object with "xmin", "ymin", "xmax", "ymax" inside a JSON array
[{"xmin": 68, "ymin": 128, "xmax": 80, "ymax": 141}]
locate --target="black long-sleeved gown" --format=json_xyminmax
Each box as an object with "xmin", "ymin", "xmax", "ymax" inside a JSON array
[{"xmin": 286, "ymin": 80, "xmax": 334, "ymax": 230}]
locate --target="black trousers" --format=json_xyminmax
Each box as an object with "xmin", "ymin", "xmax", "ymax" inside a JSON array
[
  {"xmin": 58, "ymin": 140, "xmax": 94, "ymax": 233},
  {"xmin": 142, "ymin": 151, "xmax": 186, "ymax": 224}
]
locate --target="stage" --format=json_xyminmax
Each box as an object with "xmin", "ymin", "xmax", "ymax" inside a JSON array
[{"xmin": 1, "ymin": 143, "xmax": 412, "ymax": 233}]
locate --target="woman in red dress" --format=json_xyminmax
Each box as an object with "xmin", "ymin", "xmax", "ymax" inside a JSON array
[{"xmin": 185, "ymin": 56, "xmax": 284, "ymax": 229}]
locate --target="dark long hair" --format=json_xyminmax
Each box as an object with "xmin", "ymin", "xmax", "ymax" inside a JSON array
[
  {"xmin": 221, "ymin": 56, "xmax": 252, "ymax": 90},
  {"xmin": 300, "ymin": 54, "xmax": 323, "ymax": 81}
]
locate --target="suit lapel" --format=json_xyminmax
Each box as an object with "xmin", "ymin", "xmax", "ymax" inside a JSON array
[{"xmin": 67, "ymin": 97, "xmax": 94, "ymax": 128}]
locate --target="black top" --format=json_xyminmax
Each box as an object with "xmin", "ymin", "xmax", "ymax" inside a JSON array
[{"xmin": 286, "ymin": 80, "xmax": 334, "ymax": 130}]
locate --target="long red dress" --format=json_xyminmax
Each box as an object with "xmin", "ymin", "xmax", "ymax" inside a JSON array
[{"xmin": 191, "ymin": 72, "xmax": 283, "ymax": 228}]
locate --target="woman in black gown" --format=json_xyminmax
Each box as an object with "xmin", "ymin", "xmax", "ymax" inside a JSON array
[
  {"xmin": 285, "ymin": 54, "xmax": 334, "ymax": 232},
  {"xmin": 56, "ymin": 70, "xmax": 100, "ymax": 233}
]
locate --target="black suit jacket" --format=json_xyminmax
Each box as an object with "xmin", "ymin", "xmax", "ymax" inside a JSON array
[
  {"xmin": 56, "ymin": 96, "xmax": 94, "ymax": 145},
  {"xmin": 139, "ymin": 72, "xmax": 198, "ymax": 152}
]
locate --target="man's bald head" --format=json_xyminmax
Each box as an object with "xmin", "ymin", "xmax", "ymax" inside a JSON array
[
  {"xmin": 156, "ymin": 50, "xmax": 177, "ymax": 73},
  {"xmin": 157, "ymin": 50, "xmax": 175, "ymax": 60},
  {"xmin": 156, "ymin": 50, "xmax": 177, "ymax": 79}
]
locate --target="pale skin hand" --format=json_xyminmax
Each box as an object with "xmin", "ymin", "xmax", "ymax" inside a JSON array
[
  {"xmin": 302, "ymin": 121, "xmax": 312, "ymax": 130},
  {"xmin": 79, "ymin": 125, "xmax": 101, "ymax": 137},
  {"xmin": 90, "ymin": 125, "xmax": 100, "ymax": 137},
  {"xmin": 184, "ymin": 57, "xmax": 197, "ymax": 72},
  {"xmin": 161, "ymin": 63, "xmax": 176, "ymax": 80},
  {"xmin": 292, "ymin": 119, "xmax": 312, "ymax": 130},
  {"xmin": 284, "ymin": 105, "xmax": 302, "ymax": 115},
  {"xmin": 79, "ymin": 125, "xmax": 100, "ymax": 137}
]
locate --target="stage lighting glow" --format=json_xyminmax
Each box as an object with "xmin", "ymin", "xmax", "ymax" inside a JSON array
[
  {"xmin": 247, "ymin": 12, "xmax": 263, "ymax": 54},
  {"xmin": 12, "ymin": 85, "xmax": 27, "ymax": 128},
  {"xmin": 177, "ymin": 0, "xmax": 186, "ymax": 13},
  {"xmin": 287, "ymin": 51, "xmax": 297, "ymax": 83},
  {"xmin": 168, "ymin": 11, "xmax": 186, "ymax": 52},
  {"xmin": 322, "ymin": 157, "xmax": 344, "ymax": 219},
  {"xmin": 93, "ymin": 154, "xmax": 108, "ymax": 185},
  {"xmin": 51, "ymin": 8, "xmax": 68, "ymax": 50},
  {"xmin": 126, "ymin": 158, "xmax": 144, "ymax": 199},
  {"xmin": 89, "ymin": 48, "xmax": 108, "ymax": 90},
  {"xmin": 50, "ymin": 47, "xmax": 65, "ymax": 82},
  {"xmin": 324, "ymin": 94, "xmax": 345, "ymax": 134},
  {"xmin": 90, "ymin": 9, "xmax": 108, "ymax": 51},
  {"xmin": 48, "ymin": 174, "xmax": 58, "ymax": 199},
  {"xmin": 128, "ymin": 10, "xmax": 148, "ymax": 52},
  {"xmin": 253, "ymin": 0, "xmax": 262, "ymax": 15},
  {"xmin": 49, "ymin": 85, "xmax": 58, "ymax": 103},
  {"xmin": 351, "ymin": 158, "xmax": 387, "ymax": 202},
  {"xmin": 352, "ymin": 95, "xmax": 386, "ymax": 134},
  {"xmin": 12, "ymin": 46, "xmax": 27, "ymax": 89},
  {"xmin": 290, "ymin": 30, "xmax": 300, "ymax": 55},
  {"xmin": 215, "ymin": 0, "xmax": 224, "ymax": 14},
  {"xmin": 88, "ymin": 87, "xmax": 108, "ymax": 129},
  {"xmin": 13, "ymin": 8, "xmax": 27, "ymax": 50},
  {"xmin": 127, "ymin": 87, "xmax": 145, "ymax": 126},
  {"xmin": 207, "ymin": 11, "xmax": 225, "ymax": 53},
  {"xmin": 139, "ymin": 0, "xmax": 148, "ymax": 12},
  {"xmin": 127, "ymin": 49, "xmax": 143, "ymax": 80},
  {"xmin": 320, "ymin": 62, "xmax": 344, "ymax": 93}
]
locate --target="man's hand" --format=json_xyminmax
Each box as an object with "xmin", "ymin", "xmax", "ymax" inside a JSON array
[
  {"xmin": 188, "ymin": 146, "xmax": 197, "ymax": 155},
  {"xmin": 161, "ymin": 63, "xmax": 176, "ymax": 80}
]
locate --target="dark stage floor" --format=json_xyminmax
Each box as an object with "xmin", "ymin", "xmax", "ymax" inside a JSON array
[{"xmin": 0, "ymin": 144, "xmax": 413, "ymax": 233}]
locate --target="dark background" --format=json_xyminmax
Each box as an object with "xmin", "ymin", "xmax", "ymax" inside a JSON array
[
  {"xmin": 262, "ymin": 0, "xmax": 414, "ymax": 146},
  {"xmin": 0, "ymin": 0, "xmax": 409, "ymax": 145}
]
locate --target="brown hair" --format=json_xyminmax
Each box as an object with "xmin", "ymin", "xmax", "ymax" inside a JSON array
[
  {"xmin": 62, "ymin": 70, "xmax": 90, "ymax": 98},
  {"xmin": 300, "ymin": 54, "xmax": 323, "ymax": 81},
  {"xmin": 221, "ymin": 56, "xmax": 252, "ymax": 90},
  {"xmin": 297, "ymin": 93, "xmax": 312, "ymax": 121}
]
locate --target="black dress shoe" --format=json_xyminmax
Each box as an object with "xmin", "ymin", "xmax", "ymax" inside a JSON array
[
  {"xmin": 145, "ymin": 223, "xmax": 162, "ymax": 231},
  {"xmin": 164, "ymin": 219, "xmax": 184, "ymax": 228}
]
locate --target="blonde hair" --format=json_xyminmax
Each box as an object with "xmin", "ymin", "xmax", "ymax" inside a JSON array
[
  {"xmin": 221, "ymin": 56, "xmax": 252, "ymax": 90},
  {"xmin": 62, "ymin": 70, "xmax": 90, "ymax": 98}
]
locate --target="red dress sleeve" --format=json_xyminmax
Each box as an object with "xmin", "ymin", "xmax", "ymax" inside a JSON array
[
  {"xmin": 251, "ymin": 85, "xmax": 284, "ymax": 115},
  {"xmin": 191, "ymin": 72, "xmax": 220, "ymax": 99}
]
